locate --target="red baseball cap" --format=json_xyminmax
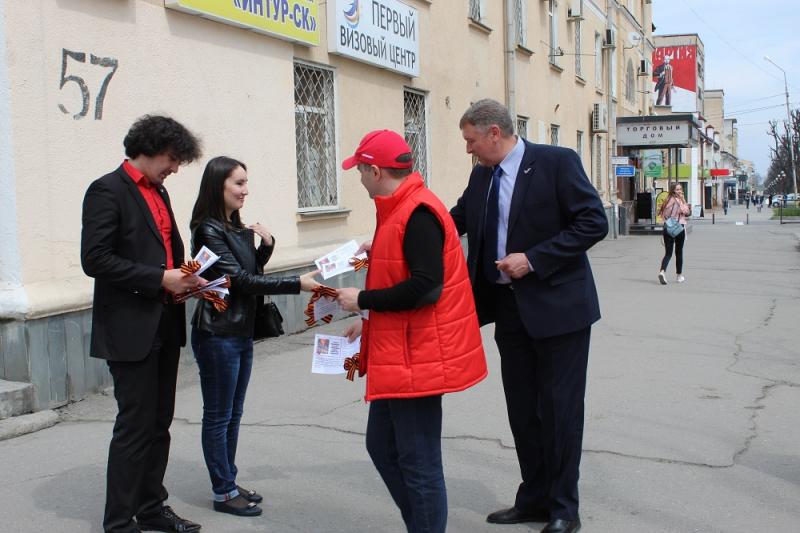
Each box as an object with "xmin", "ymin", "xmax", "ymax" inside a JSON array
[{"xmin": 342, "ymin": 129, "xmax": 414, "ymax": 170}]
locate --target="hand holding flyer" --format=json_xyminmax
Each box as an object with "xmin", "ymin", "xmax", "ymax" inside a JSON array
[
  {"xmin": 315, "ymin": 240, "xmax": 367, "ymax": 280},
  {"xmin": 311, "ymin": 334, "xmax": 360, "ymax": 375}
]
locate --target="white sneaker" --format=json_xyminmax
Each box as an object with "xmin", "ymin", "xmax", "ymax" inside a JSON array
[
  {"xmin": 658, "ymin": 271, "xmax": 668, "ymax": 285},
  {"xmin": 677, "ymin": 274, "xmax": 685, "ymax": 283}
]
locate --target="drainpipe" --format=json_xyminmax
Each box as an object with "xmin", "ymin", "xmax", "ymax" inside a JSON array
[
  {"xmin": 504, "ymin": 0, "xmax": 516, "ymax": 121},
  {"xmin": 606, "ymin": 0, "xmax": 617, "ymax": 236}
]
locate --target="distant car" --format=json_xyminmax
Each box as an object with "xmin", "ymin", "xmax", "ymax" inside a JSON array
[{"xmin": 771, "ymin": 195, "xmax": 785, "ymax": 207}]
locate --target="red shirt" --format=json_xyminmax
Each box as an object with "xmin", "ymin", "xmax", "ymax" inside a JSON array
[{"xmin": 123, "ymin": 160, "xmax": 174, "ymax": 269}]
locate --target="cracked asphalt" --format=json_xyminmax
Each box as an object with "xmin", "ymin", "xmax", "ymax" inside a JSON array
[{"xmin": 2, "ymin": 205, "xmax": 798, "ymax": 532}]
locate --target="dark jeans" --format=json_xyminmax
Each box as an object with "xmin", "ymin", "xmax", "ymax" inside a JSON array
[
  {"xmin": 191, "ymin": 328, "xmax": 254, "ymax": 500},
  {"xmin": 494, "ymin": 285, "xmax": 590, "ymax": 521},
  {"xmin": 660, "ymin": 227, "xmax": 686, "ymax": 274},
  {"xmin": 366, "ymin": 396, "xmax": 447, "ymax": 533},
  {"xmin": 104, "ymin": 305, "xmax": 181, "ymax": 533}
]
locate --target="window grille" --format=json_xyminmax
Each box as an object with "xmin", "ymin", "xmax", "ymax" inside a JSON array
[
  {"xmin": 575, "ymin": 20, "xmax": 582, "ymax": 77},
  {"xmin": 517, "ymin": 116, "xmax": 529, "ymax": 140},
  {"xmin": 550, "ymin": 124, "xmax": 560, "ymax": 146},
  {"xmin": 469, "ymin": 0, "xmax": 483, "ymax": 22},
  {"xmin": 576, "ymin": 130, "xmax": 584, "ymax": 161},
  {"xmin": 294, "ymin": 62, "xmax": 337, "ymax": 209},
  {"xmin": 594, "ymin": 32, "xmax": 602, "ymax": 88},
  {"xmin": 626, "ymin": 59, "xmax": 635, "ymax": 103},
  {"xmin": 594, "ymin": 134, "xmax": 603, "ymax": 188},
  {"xmin": 404, "ymin": 89, "xmax": 428, "ymax": 182},
  {"xmin": 548, "ymin": 0, "xmax": 558, "ymax": 66},
  {"xmin": 514, "ymin": 0, "xmax": 527, "ymax": 47}
]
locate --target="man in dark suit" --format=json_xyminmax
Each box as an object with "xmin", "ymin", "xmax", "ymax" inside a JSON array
[
  {"xmin": 81, "ymin": 115, "xmax": 204, "ymax": 533},
  {"xmin": 450, "ymin": 99, "xmax": 608, "ymax": 533}
]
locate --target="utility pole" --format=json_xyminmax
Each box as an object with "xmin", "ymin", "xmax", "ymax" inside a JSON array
[{"xmin": 764, "ymin": 56, "xmax": 798, "ymax": 195}]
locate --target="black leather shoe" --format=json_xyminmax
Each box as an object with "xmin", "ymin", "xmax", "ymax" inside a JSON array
[
  {"xmin": 487, "ymin": 506, "xmax": 549, "ymax": 524},
  {"xmin": 541, "ymin": 518, "xmax": 581, "ymax": 533},
  {"xmin": 213, "ymin": 495, "xmax": 262, "ymax": 517},
  {"xmin": 137, "ymin": 505, "xmax": 201, "ymax": 532},
  {"xmin": 236, "ymin": 485, "xmax": 263, "ymax": 503}
]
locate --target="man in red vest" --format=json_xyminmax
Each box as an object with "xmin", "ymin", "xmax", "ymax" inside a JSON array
[{"xmin": 336, "ymin": 129, "xmax": 487, "ymax": 533}]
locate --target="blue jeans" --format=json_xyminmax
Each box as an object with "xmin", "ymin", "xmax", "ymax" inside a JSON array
[
  {"xmin": 191, "ymin": 328, "xmax": 253, "ymax": 500},
  {"xmin": 366, "ymin": 395, "xmax": 446, "ymax": 533}
]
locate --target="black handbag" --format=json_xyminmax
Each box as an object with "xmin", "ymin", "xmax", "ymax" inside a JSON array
[{"xmin": 253, "ymin": 297, "xmax": 284, "ymax": 340}]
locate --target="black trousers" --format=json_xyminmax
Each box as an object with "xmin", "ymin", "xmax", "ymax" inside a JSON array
[
  {"xmin": 660, "ymin": 228, "xmax": 685, "ymax": 274},
  {"xmin": 493, "ymin": 285, "xmax": 590, "ymax": 521},
  {"xmin": 103, "ymin": 306, "xmax": 181, "ymax": 533}
]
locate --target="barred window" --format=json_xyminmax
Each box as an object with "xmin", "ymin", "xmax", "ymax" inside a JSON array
[
  {"xmin": 575, "ymin": 20, "xmax": 582, "ymax": 78},
  {"xmin": 469, "ymin": 0, "xmax": 485, "ymax": 23},
  {"xmin": 593, "ymin": 134, "xmax": 603, "ymax": 189},
  {"xmin": 294, "ymin": 62, "xmax": 337, "ymax": 209},
  {"xmin": 548, "ymin": 0, "xmax": 559, "ymax": 66},
  {"xmin": 514, "ymin": 0, "xmax": 527, "ymax": 47},
  {"xmin": 517, "ymin": 116, "xmax": 529, "ymax": 140},
  {"xmin": 594, "ymin": 32, "xmax": 602, "ymax": 88},
  {"xmin": 404, "ymin": 89, "xmax": 428, "ymax": 183},
  {"xmin": 576, "ymin": 130, "xmax": 583, "ymax": 161},
  {"xmin": 550, "ymin": 124, "xmax": 560, "ymax": 146}
]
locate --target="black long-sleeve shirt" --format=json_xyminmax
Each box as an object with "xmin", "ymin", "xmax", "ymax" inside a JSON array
[{"xmin": 357, "ymin": 206, "xmax": 444, "ymax": 312}]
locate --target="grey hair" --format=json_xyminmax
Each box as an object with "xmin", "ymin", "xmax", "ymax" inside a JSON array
[{"xmin": 459, "ymin": 98, "xmax": 515, "ymax": 136}]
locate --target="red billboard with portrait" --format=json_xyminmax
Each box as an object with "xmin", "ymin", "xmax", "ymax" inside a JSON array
[{"xmin": 652, "ymin": 45, "xmax": 698, "ymax": 112}]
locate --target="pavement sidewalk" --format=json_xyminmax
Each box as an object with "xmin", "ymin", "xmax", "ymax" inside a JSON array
[{"xmin": 2, "ymin": 203, "xmax": 798, "ymax": 532}]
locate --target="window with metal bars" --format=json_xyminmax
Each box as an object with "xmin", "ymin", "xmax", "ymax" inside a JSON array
[
  {"xmin": 403, "ymin": 89, "xmax": 428, "ymax": 183},
  {"xmin": 548, "ymin": 0, "xmax": 558, "ymax": 66},
  {"xmin": 514, "ymin": 0, "xmax": 527, "ymax": 47},
  {"xmin": 594, "ymin": 32, "xmax": 602, "ymax": 88},
  {"xmin": 576, "ymin": 130, "xmax": 583, "ymax": 161},
  {"xmin": 575, "ymin": 20, "xmax": 582, "ymax": 78},
  {"xmin": 517, "ymin": 116, "xmax": 528, "ymax": 140},
  {"xmin": 594, "ymin": 134, "xmax": 603, "ymax": 189},
  {"xmin": 469, "ymin": 0, "xmax": 484, "ymax": 22},
  {"xmin": 294, "ymin": 62, "xmax": 337, "ymax": 210},
  {"xmin": 550, "ymin": 124, "xmax": 559, "ymax": 146}
]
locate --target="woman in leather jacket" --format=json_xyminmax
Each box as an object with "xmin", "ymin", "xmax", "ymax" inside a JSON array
[{"xmin": 189, "ymin": 156, "xmax": 319, "ymax": 517}]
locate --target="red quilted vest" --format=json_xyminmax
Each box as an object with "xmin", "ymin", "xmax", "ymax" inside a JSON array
[{"xmin": 360, "ymin": 173, "xmax": 487, "ymax": 401}]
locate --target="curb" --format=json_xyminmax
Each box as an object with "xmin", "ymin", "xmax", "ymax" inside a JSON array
[{"xmin": 0, "ymin": 410, "xmax": 60, "ymax": 441}]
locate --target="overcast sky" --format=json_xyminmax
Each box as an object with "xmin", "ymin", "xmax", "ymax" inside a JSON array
[{"xmin": 652, "ymin": 0, "xmax": 799, "ymax": 175}]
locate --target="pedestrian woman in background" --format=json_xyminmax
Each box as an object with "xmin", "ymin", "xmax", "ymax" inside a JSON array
[
  {"xmin": 189, "ymin": 156, "xmax": 320, "ymax": 516},
  {"xmin": 658, "ymin": 182, "xmax": 691, "ymax": 285}
]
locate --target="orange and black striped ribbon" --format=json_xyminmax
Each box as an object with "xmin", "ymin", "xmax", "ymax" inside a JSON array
[
  {"xmin": 343, "ymin": 353, "xmax": 360, "ymax": 381},
  {"xmin": 176, "ymin": 261, "xmax": 230, "ymax": 312},
  {"xmin": 349, "ymin": 256, "xmax": 369, "ymax": 272},
  {"xmin": 304, "ymin": 285, "xmax": 338, "ymax": 327}
]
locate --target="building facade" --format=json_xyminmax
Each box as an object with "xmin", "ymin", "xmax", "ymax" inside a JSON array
[{"xmin": 0, "ymin": 0, "xmax": 653, "ymax": 410}]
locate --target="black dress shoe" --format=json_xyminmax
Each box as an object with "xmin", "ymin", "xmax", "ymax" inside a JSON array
[
  {"xmin": 487, "ymin": 506, "xmax": 549, "ymax": 524},
  {"xmin": 236, "ymin": 485, "xmax": 263, "ymax": 503},
  {"xmin": 137, "ymin": 505, "xmax": 201, "ymax": 532},
  {"xmin": 213, "ymin": 495, "xmax": 263, "ymax": 517},
  {"xmin": 541, "ymin": 517, "xmax": 581, "ymax": 533}
]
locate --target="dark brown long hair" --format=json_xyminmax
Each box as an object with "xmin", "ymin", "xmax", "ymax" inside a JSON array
[{"xmin": 190, "ymin": 156, "xmax": 247, "ymax": 231}]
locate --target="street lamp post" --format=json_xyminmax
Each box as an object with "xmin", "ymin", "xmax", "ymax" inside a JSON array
[{"xmin": 764, "ymin": 56, "xmax": 798, "ymax": 197}]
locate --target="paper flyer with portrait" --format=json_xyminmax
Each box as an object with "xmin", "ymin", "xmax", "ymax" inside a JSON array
[
  {"xmin": 311, "ymin": 334, "xmax": 360, "ymax": 375},
  {"xmin": 314, "ymin": 240, "xmax": 367, "ymax": 280},
  {"xmin": 192, "ymin": 245, "xmax": 220, "ymax": 277}
]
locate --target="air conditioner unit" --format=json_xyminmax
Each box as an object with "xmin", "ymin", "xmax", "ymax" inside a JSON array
[
  {"xmin": 592, "ymin": 103, "xmax": 608, "ymax": 132},
  {"xmin": 604, "ymin": 28, "xmax": 617, "ymax": 48},
  {"xmin": 638, "ymin": 59, "xmax": 651, "ymax": 76},
  {"xmin": 567, "ymin": 0, "xmax": 584, "ymax": 20}
]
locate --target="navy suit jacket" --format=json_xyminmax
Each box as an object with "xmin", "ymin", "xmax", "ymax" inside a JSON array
[
  {"xmin": 81, "ymin": 166, "xmax": 186, "ymax": 361},
  {"xmin": 450, "ymin": 140, "xmax": 608, "ymax": 338}
]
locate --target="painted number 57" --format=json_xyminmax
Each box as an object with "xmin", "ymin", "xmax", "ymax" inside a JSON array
[{"xmin": 58, "ymin": 48, "xmax": 118, "ymax": 120}]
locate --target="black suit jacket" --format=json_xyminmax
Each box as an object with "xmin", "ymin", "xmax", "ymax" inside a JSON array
[
  {"xmin": 450, "ymin": 141, "xmax": 608, "ymax": 338},
  {"xmin": 81, "ymin": 165, "xmax": 186, "ymax": 361}
]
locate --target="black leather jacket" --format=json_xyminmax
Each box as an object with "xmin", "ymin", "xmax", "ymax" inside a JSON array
[{"xmin": 191, "ymin": 218, "xmax": 300, "ymax": 338}]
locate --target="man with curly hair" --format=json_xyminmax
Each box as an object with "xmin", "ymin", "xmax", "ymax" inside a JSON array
[{"xmin": 81, "ymin": 115, "xmax": 204, "ymax": 533}]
